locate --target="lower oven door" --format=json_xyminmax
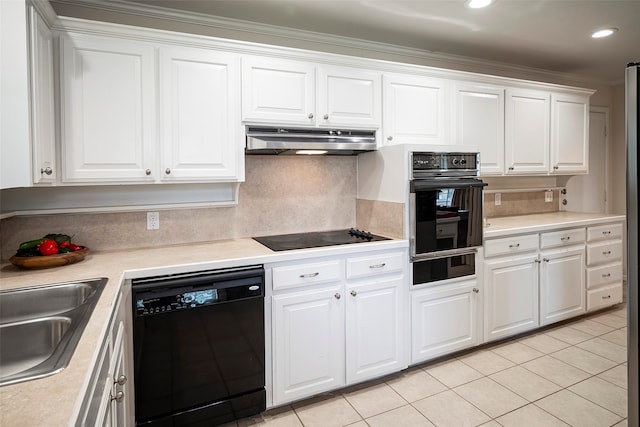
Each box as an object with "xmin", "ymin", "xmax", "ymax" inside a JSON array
[
  {"xmin": 412, "ymin": 250, "xmax": 477, "ymax": 285},
  {"xmin": 410, "ymin": 177, "xmax": 486, "ymax": 260}
]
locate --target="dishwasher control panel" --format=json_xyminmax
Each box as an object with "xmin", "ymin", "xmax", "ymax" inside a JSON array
[{"xmin": 135, "ymin": 289, "xmax": 221, "ymax": 315}]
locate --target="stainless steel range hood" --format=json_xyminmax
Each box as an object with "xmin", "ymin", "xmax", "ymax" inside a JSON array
[{"xmin": 245, "ymin": 126, "xmax": 377, "ymax": 155}]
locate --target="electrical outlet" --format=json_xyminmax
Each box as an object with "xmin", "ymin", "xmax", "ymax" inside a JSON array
[
  {"xmin": 545, "ymin": 190, "xmax": 553, "ymax": 203},
  {"xmin": 147, "ymin": 211, "xmax": 160, "ymax": 230},
  {"xmin": 494, "ymin": 193, "xmax": 501, "ymax": 206}
]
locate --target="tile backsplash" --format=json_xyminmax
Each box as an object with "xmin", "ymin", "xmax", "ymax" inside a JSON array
[
  {"xmin": 0, "ymin": 156, "xmax": 358, "ymax": 260},
  {"xmin": 484, "ymin": 190, "xmax": 560, "ymax": 218}
]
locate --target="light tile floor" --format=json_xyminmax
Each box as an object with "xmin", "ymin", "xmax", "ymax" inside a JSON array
[{"xmin": 230, "ymin": 304, "xmax": 628, "ymax": 427}]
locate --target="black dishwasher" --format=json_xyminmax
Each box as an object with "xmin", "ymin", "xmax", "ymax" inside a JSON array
[{"xmin": 132, "ymin": 265, "xmax": 265, "ymax": 426}]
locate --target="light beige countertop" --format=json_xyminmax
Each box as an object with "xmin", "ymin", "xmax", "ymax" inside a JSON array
[
  {"xmin": 0, "ymin": 237, "xmax": 408, "ymax": 426},
  {"xmin": 484, "ymin": 212, "xmax": 626, "ymax": 239}
]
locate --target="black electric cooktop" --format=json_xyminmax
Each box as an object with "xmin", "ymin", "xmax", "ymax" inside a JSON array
[{"xmin": 253, "ymin": 228, "xmax": 390, "ymax": 251}]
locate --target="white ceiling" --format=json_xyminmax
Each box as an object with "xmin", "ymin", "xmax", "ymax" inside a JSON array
[{"xmin": 105, "ymin": 1, "xmax": 640, "ymax": 83}]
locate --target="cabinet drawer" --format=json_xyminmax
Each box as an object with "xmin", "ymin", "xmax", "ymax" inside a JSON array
[
  {"xmin": 346, "ymin": 251, "xmax": 404, "ymax": 280},
  {"xmin": 587, "ymin": 283, "xmax": 623, "ymax": 311},
  {"xmin": 587, "ymin": 262, "xmax": 623, "ymax": 289},
  {"xmin": 484, "ymin": 234, "xmax": 538, "ymax": 258},
  {"xmin": 587, "ymin": 240, "xmax": 623, "ymax": 266},
  {"xmin": 272, "ymin": 260, "xmax": 343, "ymax": 291},
  {"xmin": 587, "ymin": 223, "xmax": 623, "ymax": 242},
  {"xmin": 540, "ymin": 228, "xmax": 585, "ymax": 249}
]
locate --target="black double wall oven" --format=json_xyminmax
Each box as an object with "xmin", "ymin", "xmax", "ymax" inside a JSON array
[{"xmin": 410, "ymin": 152, "xmax": 486, "ymax": 285}]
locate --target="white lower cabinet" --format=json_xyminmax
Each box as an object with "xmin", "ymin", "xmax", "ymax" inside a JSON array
[
  {"xmin": 411, "ymin": 279, "xmax": 479, "ymax": 363},
  {"xmin": 74, "ymin": 285, "xmax": 134, "ymax": 426},
  {"xmin": 586, "ymin": 223, "xmax": 624, "ymax": 311},
  {"xmin": 270, "ymin": 248, "xmax": 407, "ymax": 406},
  {"xmin": 539, "ymin": 246, "xmax": 586, "ymax": 325}
]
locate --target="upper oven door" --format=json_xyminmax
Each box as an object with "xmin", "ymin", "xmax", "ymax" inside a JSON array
[{"xmin": 410, "ymin": 178, "xmax": 486, "ymax": 260}]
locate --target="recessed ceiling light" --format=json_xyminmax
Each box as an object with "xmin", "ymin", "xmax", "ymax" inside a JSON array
[
  {"xmin": 467, "ymin": 0, "xmax": 493, "ymax": 9},
  {"xmin": 591, "ymin": 28, "xmax": 618, "ymax": 38}
]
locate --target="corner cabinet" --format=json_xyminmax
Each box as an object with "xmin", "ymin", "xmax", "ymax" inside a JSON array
[
  {"xmin": 241, "ymin": 56, "xmax": 381, "ymax": 129},
  {"xmin": 269, "ymin": 248, "xmax": 406, "ymax": 406},
  {"xmin": 59, "ymin": 32, "xmax": 243, "ymax": 184}
]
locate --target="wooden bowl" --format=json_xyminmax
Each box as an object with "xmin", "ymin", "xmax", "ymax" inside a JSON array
[{"xmin": 9, "ymin": 247, "xmax": 90, "ymax": 269}]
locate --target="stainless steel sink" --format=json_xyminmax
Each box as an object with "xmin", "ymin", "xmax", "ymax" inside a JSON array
[{"xmin": 0, "ymin": 278, "xmax": 108, "ymax": 387}]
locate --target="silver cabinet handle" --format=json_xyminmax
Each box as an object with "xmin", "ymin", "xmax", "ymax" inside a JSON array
[
  {"xmin": 509, "ymin": 243, "xmax": 520, "ymax": 248},
  {"xmin": 115, "ymin": 375, "xmax": 127, "ymax": 386},
  {"xmin": 165, "ymin": 168, "xmax": 171, "ymax": 175},
  {"xmin": 603, "ymin": 250, "xmax": 612, "ymax": 255},
  {"xmin": 561, "ymin": 236, "xmax": 570, "ymax": 241},
  {"xmin": 111, "ymin": 391, "xmax": 124, "ymax": 403},
  {"xmin": 535, "ymin": 259, "xmax": 542, "ymax": 263},
  {"xmin": 369, "ymin": 263, "xmax": 386, "ymax": 269},
  {"xmin": 350, "ymin": 290, "xmax": 357, "ymax": 296},
  {"xmin": 334, "ymin": 293, "xmax": 341, "ymax": 300},
  {"xmin": 543, "ymin": 258, "xmax": 550, "ymax": 262},
  {"xmin": 508, "ymin": 166, "xmax": 514, "ymax": 171},
  {"xmin": 602, "ymin": 273, "xmax": 611, "ymax": 278},
  {"xmin": 602, "ymin": 295, "xmax": 611, "ymax": 300},
  {"xmin": 323, "ymin": 114, "xmax": 329, "ymax": 120},
  {"xmin": 308, "ymin": 113, "xmax": 314, "ymax": 119},
  {"xmin": 387, "ymin": 136, "xmax": 393, "ymax": 141},
  {"xmin": 553, "ymin": 165, "xmax": 559, "ymax": 170},
  {"xmin": 40, "ymin": 167, "xmax": 53, "ymax": 175},
  {"xmin": 603, "ymin": 231, "xmax": 612, "ymax": 235},
  {"xmin": 472, "ymin": 288, "xmax": 479, "ymax": 293},
  {"xmin": 145, "ymin": 169, "xmax": 151, "ymax": 176},
  {"xmin": 299, "ymin": 272, "xmax": 320, "ymax": 278}
]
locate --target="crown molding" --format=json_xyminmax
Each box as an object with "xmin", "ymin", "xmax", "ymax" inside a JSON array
[{"xmin": 49, "ymin": 0, "xmax": 615, "ymax": 86}]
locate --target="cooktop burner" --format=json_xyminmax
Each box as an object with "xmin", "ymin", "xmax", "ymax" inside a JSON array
[{"xmin": 253, "ymin": 228, "xmax": 390, "ymax": 251}]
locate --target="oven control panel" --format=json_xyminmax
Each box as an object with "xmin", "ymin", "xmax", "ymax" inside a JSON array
[{"xmin": 411, "ymin": 152, "xmax": 479, "ymax": 178}]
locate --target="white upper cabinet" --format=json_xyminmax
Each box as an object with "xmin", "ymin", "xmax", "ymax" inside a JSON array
[
  {"xmin": 60, "ymin": 33, "xmax": 156, "ymax": 183},
  {"xmin": 241, "ymin": 57, "xmax": 316, "ymax": 125},
  {"xmin": 550, "ymin": 93, "xmax": 589, "ymax": 174},
  {"xmin": 29, "ymin": 6, "xmax": 56, "ymax": 185},
  {"xmin": 383, "ymin": 74, "xmax": 447, "ymax": 145},
  {"xmin": 454, "ymin": 83, "xmax": 504, "ymax": 174},
  {"xmin": 318, "ymin": 66, "xmax": 381, "ymax": 128},
  {"xmin": 159, "ymin": 47, "xmax": 242, "ymax": 182},
  {"xmin": 505, "ymin": 88, "xmax": 550, "ymax": 175},
  {"xmin": 242, "ymin": 57, "xmax": 381, "ymax": 129}
]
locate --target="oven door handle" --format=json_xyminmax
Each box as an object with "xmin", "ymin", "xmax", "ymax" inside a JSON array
[
  {"xmin": 410, "ymin": 178, "xmax": 487, "ymax": 192},
  {"xmin": 411, "ymin": 247, "xmax": 478, "ymax": 262}
]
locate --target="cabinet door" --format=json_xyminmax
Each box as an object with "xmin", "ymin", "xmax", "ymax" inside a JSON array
[
  {"xmin": 318, "ymin": 66, "xmax": 381, "ymax": 128},
  {"xmin": 272, "ymin": 286, "xmax": 345, "ymax": 405},
  {"xmin": 411, "ymin": 280, "xmax": 479, "ymax": 363},
  {"xmin": 346, "ymin": 277, "xmax": 403, "ymax": 384},
  {"xmin": 484, "ymin": 254, "xmax": 539, "ymax": 342},
  {"xmin": 159, "ymin": 47, "xmax": 241, "ymax": 181},
  {"xmin": 29, "ymin": 8, "xmax": 56, "ymax": 184},
  {"xmin": 60, "ymin": 33, "xmax": 156, "ymax": 182},
  {"xmin": 505, "ymin": 89, "xmax": 550, "ymax": 174},
  {"xmin": 455, "ymin": 84, "xmax": 504, "ymax": 175},
  {"xmin": 540, "ymin": 247, "xmax": 586, "ymax": 325},
  {"xmin": 109, "ymin": 322, "xmax": 131, "ymax": 426},
  {"xmin": 383, "ymin": 74, "xmax": 446, "ymax": 145},
  {"xmin": 550, "ymin": 93, "xmax": 589, "ymax": 174},
  {"xmin": 241, "ymin": 57, "xmax": 316, "ymax": 125}
]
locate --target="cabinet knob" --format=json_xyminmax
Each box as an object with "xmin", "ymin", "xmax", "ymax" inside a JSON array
[
  {"xmin": 145, "ymin": 169, "xmax": 151, "ymax": 176},
  {"xmin": 323, "ymin": 114, "xmax": 329, "ymax": 120},
  {"xmin": 334, "ymin": 293, "xmax": 341, "ymax": 300},
  {"xmin": 472, "ymin": 288, "xmax": 479, "ymax": 293},
  {"xmin": 554, "ymin": 165, "xmax": 559, "ymax": 170},
  {"xmin": 535, "ymin": 259, "xmax": 542, "ymax": 263},
  {"xmin": 387, "ymin": 136, "xmax": 393, "ymax": 142},
  {"xmin": 308, "ymin": 113, "xmax": 314, "ymax": 119},
  {"xmin": 111, "ymin": 391, "xmax": 124, "ymax": 403},
  {"xmin": 115, "ymin": 375, "xmax": 127, "ymax": 386},
  {"xmin": 350, "ymin": 290, "xmax": 357, "ymax": 297},
  {"xmin": 165, "ymin": 168, "xmax": 171, "ymax": 175},
  {"xmin": 543, "ymin": 258, "xmax": 550, "ymax": 262},
  {"xmin": 40, "ymin": 167, "xmax": 53, "ymax": 175},
  {"xmin": 508, "ymin": 166, "xmax": 514, "ymax": 171}
]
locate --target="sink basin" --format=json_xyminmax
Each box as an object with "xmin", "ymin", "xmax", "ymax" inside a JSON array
[{"xmin": 0, "ymin": 278, "xmax": 107, "ymax": 386}]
